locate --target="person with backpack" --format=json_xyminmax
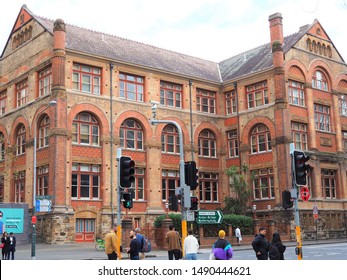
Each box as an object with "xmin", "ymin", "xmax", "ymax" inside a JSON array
[
  {"xmin": 135, "ymin": 228, "xmax": 145, "ymax": 260},
  {"xmin": 252, "ymin": 227, "xmax": 270, "ymax": 260},
  {"xmin": 211, "ymin": 230, "xmax": 233, "ymax": 260},
  {"xmin": 269, "ymin": 232, "xmax": 286, "ymax": 260}
]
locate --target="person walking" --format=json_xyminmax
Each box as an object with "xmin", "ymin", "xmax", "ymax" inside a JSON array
[
  {"xmin": 165, "ymin": 224, "xmax": 181, "ymax": 260},
  {"xmin": 8, "ymin": 232, "xmax": 16, "ymax": 260},
  {"xmin": 211, "ymin": 230, "xmax": 233, "ymax": 260},
  {"xmin": 134, "ymin": 227, "xmax": 145, "ymax": 260},
  {"xmin": 126, "ymin": 230, "xmax": 141, "ymax": 260},
  {"xmin": 269, "ymin": 232, "xmax": 286, "ymax": 260},
  {"xmin": 104, "ymin": 224, "xmax": 118, "ymax": 260},
  {"xmin": 1, "ymin": 231, "xmax": 10, "ymax": 260},
  {"xmin": 252, "ymin": 226, "xmax": 270, "ymax": 260},
  {"xmin": 235, "ymin": 226, "xmax": 242, "ymax": 246},
  {"xmin": 184, "ymin": 229, "xmax": 199, "ymax": 260}
]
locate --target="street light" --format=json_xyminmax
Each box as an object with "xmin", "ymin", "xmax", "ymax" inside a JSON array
[
  {"xmin": 252, "ymin": 204, "xmax": 257, "ymax": 220},
  {"xmin": 32, "ymin": 100, "xmax": 57, "ymax": 260}
]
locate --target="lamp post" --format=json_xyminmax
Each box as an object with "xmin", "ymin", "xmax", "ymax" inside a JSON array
[
  {"xmin": 31, "ymin": 100, "xmax": 57, "ymax": 260},
  {"xmin": 267, "ymin": 204, "xmax": 272, "ymax": 218},
  {"xmin": 165, "ymin": 201, "xmax": 169, "ymax": 218},
  {"xmin": 252, "ymin": 204, "xmax": 257, "ymax": 219}
]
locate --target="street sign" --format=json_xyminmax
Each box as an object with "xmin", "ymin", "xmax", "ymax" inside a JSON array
[
  {"xmin": 186, "ymin": 210, "xmax": 195, "ymax": 222},
  {"xmin": 300, "ymin": 186, "xmax": 310, "ymax": 202},
  {"xmin": 196, "ymin": 210, "xmax": 223, "ymax": 224},
  {"xmin": 313, "ymin": 205, "xmax": 318, "ymax": 215},
  {"xmin": 36, "ymin": 195, "xmax": 52, "ymax": 212}
]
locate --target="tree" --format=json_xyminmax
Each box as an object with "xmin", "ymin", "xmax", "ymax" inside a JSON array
[{"xmin": 224, "ymin": 165, "xmax": 252, "ymax": 215}]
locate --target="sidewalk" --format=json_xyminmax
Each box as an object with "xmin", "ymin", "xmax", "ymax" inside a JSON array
[{"xmin": 11, "ymin": 237, "xmax": 347, "ymax": 260}]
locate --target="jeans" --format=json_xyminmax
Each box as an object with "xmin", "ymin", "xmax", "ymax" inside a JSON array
[{"xmin": 185, "ymin": 253, "xmax": 197, "ymax": 260}]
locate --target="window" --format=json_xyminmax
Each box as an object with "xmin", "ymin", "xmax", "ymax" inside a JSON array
[
  {"xmin": 39, "ymin": 67, "xmax": 52, "ymax": 96},
  {"xmin": 225, "ymin": 90, "xmax": 237, "ymax": 115},
  {"xmin": 71, "ymin": 164, "xmax": 100, "ymax": 199},
  {"xmin": 291, "ymin": 122, "xmax": 307, "ymax": 151},
  {"xmin": 161, "ymin": 125, "xmax": 179, "ymax": 154},
  {"xmin": 72, "ymin": 113, "xmax": 100, "ymax": 146},
  {"xmin": 252, "ymin": 168, "xmax": 274, "ymax": 199},
  {"xmin": 16, "ymin": 80, "xmax": 28, "ymax": 107},
  {"xmin": 14, "ymin": 171, "xmax": 25, "ymax": 203},
  {"xmin": 339, "ymin": 94, "xmax": 347, "ymax": 116},
  {"xmin": 134, "ymin": 168, "xmax": 145, "ymax": 200},
  {"xmin": 72, "ymin": 63, "xmax": 101, "ymax": 94},
  {"xmin": 321, "ymin": 169, "xmax": 336, "ymax": 199},
  {"xmin": 312, "ymin": 70, "xmax": 328, "ymax": 91},
  {"xmin": 343, "ymin": 131, "xmax": 347, "ymax": 151},
  {"xmin": 314, "ymin": 104, "xmax": 330, "ymax": 132},
  {"xmin": 119, "ymin": 73, "xmax": 144, "ymax": 101},
  {"xmin": 162, "ymin": 170, "xmax": 180, "ymax": 201},
  {"xmin": 38, "ymin": 115, "xmax": 50, "ymax": 148},
  {"xmin": 197, "ymin": 89, "xmax": 216, "ymax": 114},
  {"xmin": 288, "ymin": 80, "xmax": 305, "ymax": 106},
  {"xmin": 120, "ymin": 119, "xmax": 143, "ymax": 150},
  {"xmin": 199, "ymin": 172, "xmax": 218, "ymax": 202},
  {"xmin": 16, "ymin": 124, "xmax": 26, "ymax": 155},
  {"xmin": 198, "ymin": 129, "xmax": 216, "ymax": 157},
  {"xmin": 0, "ymin": 175, "xmax": 4, "ymax": 202},
  {"xmin": 0, "ymin": 91, "xmax": 6, "ymax": 115},
  {"xmin": 227, "ymin": 130, "xmax": 239, "ymax": 158},
  {"xmin": 251, "ymin": 124, "xmax": 271, "ymax": 154},
  {"xmin": 247, "ymin": 81, "xmax": 268, "ymax": 109},
  {"xmin": 160, "ymin": 81, "xmax": 182, "ymax": 108},
  {"xmin": 0, "ymin": 132, "xmax": 4, "ymax": 161},
  {"xmin": 37, "ymin": 165, "xmax": 49, "ymax": 196}
]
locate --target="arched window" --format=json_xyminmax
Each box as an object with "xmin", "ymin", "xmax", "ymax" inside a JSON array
[
  {"xmin": 0, "ymin": 132, "xmax": 5, "ymax": 161},
  {"xmin": 72, "ymin": 113, "xmax": 100, "ymax": 146},
  {"xmin": 198, "ymin": 129, "xmax": 216, "ymax": 157},
  {"xmin": 120, "ymin": 119, "xmax": 143, "ymax": 150},
  {"xmin": 250, "ymin": 124, "xmax": 271, "ymax": 154},
  {"xmin": 312, "ymin": 70, "xmax": 328, "ymax": 91},
  {"xmin": 38, "ymin": 115, "xmax": 50, "ymax": 148},
  {"xmin": 16, "ymin": 124, "xmax": 26, "ymax": 155},
  {"xmin": 161, "ymin": 125, "xmax": 179, "ymax": 154}
]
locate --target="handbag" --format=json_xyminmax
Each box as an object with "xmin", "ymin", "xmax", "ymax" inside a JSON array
[{"xmin": 0, "ymin": 243, "xmax": 4, "ymax": 248}]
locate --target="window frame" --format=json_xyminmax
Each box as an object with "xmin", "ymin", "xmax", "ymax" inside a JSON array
[
  {"xmin": 161, "ymin": 124, "xmax": 180, "ymax": 154},
  {"xmin": 250, "ymin": 124, "xmax": 271, "ymax": 154},
  {"xmin": 225, "ymin": 90, "xmax": 237, "ymax": 115},
  {"xmin": 247, "ymin": 81, "xmax": 268, "ymax": 109},
  {"xmin": 160, "ymin": 81, "xmax": 182, "ymax": 108},
  {"xmin": 119, "ymin": 73, "xmax": 144, "ymax": 102},
  {"xmin": 288, "ymin": 80, "xmax": 305, "ymax": 106},
  {"xmin": 38, "ymin": 67, "xmax": 52, "ymax": 97},
  {"xmin": 72, "ymin": 63, "xmax": 101, "ymax": 95},
  {"xmin": 198, "ymin": 172, "xmax": 218, "ymax": 202},
  {"xmin": 312, "ymin": 70, "xmax": 328, "ymax": 91},
  {"xmin": 252, "ymin": 168, "xmax": 274, "ymax": 200},
  {"xmin": 314, "ymin": 103, "xmax": 331, "ymax": 132},
  {"xmin": 161, "ymin": 169, "xmax": 180, "ymax": 201},
  {"xmin": 198, "ymin": 129, "xmax": 216, "ymax": 158},
  {"xmin": 0, "ymin": 132, "xmax": 5, "ymax": 161},
  {"xmin": 72, "ymin": 113, "xmax": 100, "ymax": 146},
  {"xmin": 16, "ymin": 125, "xmax": 26, "ymax": 155},
  {"xmin": 339, "ymin": 94, "xmax": 347, "ymax": 116},
  {"xmin": 14, "ymin": 171, "xmax": 25, "ymax": 203},
  {"xmin": 37, "ymin": 165, "xmax": 49, "ymax": 196},
  {"xmin": 227, "ymin": 129, "xmax": 239, "ymax": 158},
  {"xmin": 38, "ymin": 115, "xmax": 50, "ymax": 148},
  {"xmin": 196, "ymin": 88, "xmax": 216, "ymax": 114},
  {"xmin": 321, "ymin": 169, "xmax": 336, "ymax": 199},
  {"xmin": 291, "ymin": 122, "xmax": 308, "ymax": 151},
  {"xmin": 16, "ymin": 80, "xmax": 28, "ymax": 108},
  {"xmin": 120, "ymin": 119, "xmax": 143, "ymax": 150},
  {"xmin": 0, "ymin": 90, "xmax": 6, "ymax": 115}
]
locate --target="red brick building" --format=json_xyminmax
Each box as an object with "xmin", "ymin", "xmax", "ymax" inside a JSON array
[{"xmin": 0, "ymin": 5, "xmax": 346, "ymax": 243}]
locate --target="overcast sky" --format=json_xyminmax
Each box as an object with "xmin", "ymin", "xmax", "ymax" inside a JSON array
[{"xmin": 1, "ymin": 0, "xmax": 347, "ymax": 62}]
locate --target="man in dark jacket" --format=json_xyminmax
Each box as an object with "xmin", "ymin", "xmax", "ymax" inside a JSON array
[
  {"xmin": 252, "ymin": 227, "xmax": 269, "ymax": 260},
  {"xmin": 127, "ymin": 230, "xmax": 141, "ymax": 260}
]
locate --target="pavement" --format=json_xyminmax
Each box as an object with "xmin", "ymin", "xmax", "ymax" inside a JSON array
[{"xmin": 7, "ymin": 237, "xmax": 347, "ymax": 260}]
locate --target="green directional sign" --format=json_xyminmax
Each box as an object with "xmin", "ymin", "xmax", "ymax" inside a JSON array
[{"xmin": 196, "ymin": 210, "xmax": 223, "ymax": 224}]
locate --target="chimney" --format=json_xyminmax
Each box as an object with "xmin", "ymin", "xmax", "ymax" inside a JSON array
[
  {"xmin": 52, "ymin": 19, "xmax": 66, "ymax": 89},
  {"xmin": 268, "ymin": 13, "xmax": 284, "ymax": 68}
]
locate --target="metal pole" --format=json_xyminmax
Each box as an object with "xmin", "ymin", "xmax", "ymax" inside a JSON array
[
  {"xmin": 188, "ymin": 80, "xmax": 194, "ymax": 161},
  {"xmin": 116, "ymin": 147, "xmax": 122, "ymax": 259},
  {"xmin": 109, "ymin": 63, "xmax": 115, "ymax": 223},
  {"xmin": 32, "ymin": 101, "xmax": 57, "ymax": 260}
]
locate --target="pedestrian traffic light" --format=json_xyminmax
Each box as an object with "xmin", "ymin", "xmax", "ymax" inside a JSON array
[
  {"xmin": 122, "ymin": 192, "xmax": 133, "ymax": 209},
  {"xmin": 119, "ymin": 156, "xmax": 135, "ymax": 188},
  {"xmin": 190, "ymin": 196, "xmax": 198, "ymax": 211},
  {"xmin": 293, "ymin": 150, "xmax": 310, "ymax": 185},
  {"xmin": 169, "ymin": 195, "xmax": 179, "ymax": 211},
  {"xmin": 184, "ymin": 161, "xmax": 199, "ymax": 190},
  {"xmin": 282, "ymin": 190, "xmax": 293, "ymax": 209}
]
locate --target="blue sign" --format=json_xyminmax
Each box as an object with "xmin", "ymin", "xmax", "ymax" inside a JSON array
[{"xmin": 0, "ymin": 208, "xmax": 24, "ymax": 234}]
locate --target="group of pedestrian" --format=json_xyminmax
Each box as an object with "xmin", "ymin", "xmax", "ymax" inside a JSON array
[{"xmin": 1, "ymin": 231, "xmax": 16, "ymax": 260}]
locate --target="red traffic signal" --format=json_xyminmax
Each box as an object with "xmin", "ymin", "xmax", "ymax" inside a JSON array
[
  {"xmin": 293, "ymin": 151, "xmax": 310, "ymax": 185},
  {"xmin": 119, "ymin": 156, "xmax": 135, "ymax": 188},
  {"xmin": 190, "ymin": 196, "xmax": 198, "ymax": 211}
]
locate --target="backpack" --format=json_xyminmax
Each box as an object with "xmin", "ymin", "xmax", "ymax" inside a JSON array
[
  {"xmin": 269, "ymin": 244, "xmax": 280, "ymax": 260},
  {"xmin": 141, "ymin": 237, "xmax": 151, "ymax": 253}
]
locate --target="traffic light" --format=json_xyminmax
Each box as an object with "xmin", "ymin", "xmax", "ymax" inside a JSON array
[
  {"xmin": 122, "ymin": 192, "xmax": 133, "ymax": 209},
  {"xmin": 169, "ymin": 195, "xmax": 179, "ymax": 211},
  {"xmin": 282, "ymin": 190, "xmax": 293, "ymax": 209},
  {"xmin": 190, "ymin": 196, "xmax": 198, "ymax": 211},
  {"xmin": 184, "ymin": 161, "xmax": 199, "ymax": 190},
  {"xmin": 119, "ymin": 156, "xmax": 135, "ymax": 188},
  {"xmin": 293, "ymin": 150, "xmax": 310, "ymax": 185}
]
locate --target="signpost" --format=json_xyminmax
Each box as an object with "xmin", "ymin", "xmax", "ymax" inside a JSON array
[
  {"xmin": 35, "ymin": 195, "xmax": 52, "ymax": 212},
  {"xmin": 196, "ymin": 210, "xmax": 223, "ymax": 224},
  {"xmin": 300, "ymin": 186, "xmax": 310, "ymax": 202}
]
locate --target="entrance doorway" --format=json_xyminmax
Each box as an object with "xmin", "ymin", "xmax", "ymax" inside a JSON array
[{"xmin": 75, "ymin": 218, "xmax": 95, "ymax": 242}]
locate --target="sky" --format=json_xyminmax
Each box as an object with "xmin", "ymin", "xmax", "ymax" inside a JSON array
[{"xmin": 1, "ymin": 0, "xmax": 347, "ymax": 62}]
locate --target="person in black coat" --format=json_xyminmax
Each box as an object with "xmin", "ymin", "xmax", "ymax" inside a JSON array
[
  {"xmin": 1, "ymin": 231, "xmax": 10, "ymax": 260},
  {"xmin": 8, "ymin": 232, "xmax": 16, "ymax": 260},
  {"xmin": 269, "ymin": 232, "xmax": 286, "ymax": 260},
  {"xmin": 126, "ymin": 230, "xmax": 141, "ymax": 260},
  {"xmin": 251, "ymin": 227, "xmax": 270, "ymax": 260}
]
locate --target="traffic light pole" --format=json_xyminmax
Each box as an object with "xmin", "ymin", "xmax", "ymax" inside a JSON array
[
  {"xmin": 150, "ymin": 118, "xmax": 190, "ymax": 250},
  {"xmin": 116, "ymin": 148, "xmax": 122, "ymax": 259}
]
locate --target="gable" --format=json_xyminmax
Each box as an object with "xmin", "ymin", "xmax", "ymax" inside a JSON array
[{"xmin": 12, "ymin": 6, "xmax": 34, "ymax": 33}]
